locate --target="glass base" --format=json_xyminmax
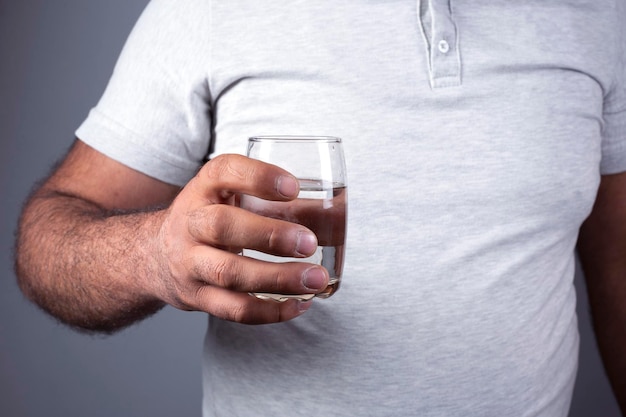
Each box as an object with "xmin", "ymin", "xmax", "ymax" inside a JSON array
[
  {"xmin": 249, "ymin": 279, "xmax": 340, "ymax": 302},
  {"xmin": 249, "ymin": 292, "xmax": 316, "ymax": 303}
]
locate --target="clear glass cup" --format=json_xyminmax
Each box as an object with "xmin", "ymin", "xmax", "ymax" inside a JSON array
[{"xmin": 240, "ymin": 136, "xmax": 347, "ymax": 302}]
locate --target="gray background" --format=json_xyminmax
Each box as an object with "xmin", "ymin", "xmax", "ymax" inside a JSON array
[{"xmin": 0, "ymin": 1, "xmax": 621, "ymax": 416}]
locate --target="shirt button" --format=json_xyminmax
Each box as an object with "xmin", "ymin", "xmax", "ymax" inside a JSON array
[{"xmin": 437, "ymin": 39, "xmax": 450, "ymax": 54}]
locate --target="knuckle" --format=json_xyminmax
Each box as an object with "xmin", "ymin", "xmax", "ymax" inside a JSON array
[
  {"xmin": 168, "ymin": 278, "xmax": 199, "ymax": 311},
  {"xmin": 205, "ymin": 256, "xmax": 241, "ymax": 290},
  {"xmin": 264, "ymin": 222, "xmax": 298, "ymax": 255},
  {"xmin": 265, "ymin": 226, "xmax": 282, "ymax": 251},
  {"xmin": 205, "ymin": 154, "xmax": 248, "ymax": 182},
  {"xmin": 209, "ymin": 258, "xmax": 230, "ymax": 288},
  {"xmin": 190, "ymin": 205, "xmax": 232, "ymax": 243},
  {"xmin": 191, "ymin": 285, "xmax": 210, "ymax": 309},
  {"xmin": 230, "ymin": 303, "xmax": 252, "ymax": 323},
  {"xmin": 266, "ymin": 269, "xmax": 283, "ymax": 293}
]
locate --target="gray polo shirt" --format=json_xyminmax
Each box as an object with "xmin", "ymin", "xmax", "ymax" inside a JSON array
[{"xmin": 77, "ymin": 0, "xmax": 626, "ymax": 415}]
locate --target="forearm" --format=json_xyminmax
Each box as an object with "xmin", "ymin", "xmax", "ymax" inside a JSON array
[{"xmin": 15, "ymin": 189, "xmax": 167, "ymax": 333}]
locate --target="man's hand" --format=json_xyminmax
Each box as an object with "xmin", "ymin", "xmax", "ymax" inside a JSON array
[{"xmin": 152, "ymin": 154, "xmax": 329, "ymax": 324}]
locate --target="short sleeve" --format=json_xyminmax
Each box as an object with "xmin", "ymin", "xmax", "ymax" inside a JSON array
[
  {"xmin": 600, "ymin": 1, "xmax": 626, "ymax": 175},
  {"xmin": 75, "ymin": 0, "xmax": 212, "ymax": 186}
]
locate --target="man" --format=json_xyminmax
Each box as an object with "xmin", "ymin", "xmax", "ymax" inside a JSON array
[{"xmin": 14, "ymin": 0, "xmax": 626, "ymax": 415}]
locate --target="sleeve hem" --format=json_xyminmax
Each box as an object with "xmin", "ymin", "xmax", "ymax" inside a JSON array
[{"xmin": 75, "ymin": 109, "xmax": 200, "ymax": 187}]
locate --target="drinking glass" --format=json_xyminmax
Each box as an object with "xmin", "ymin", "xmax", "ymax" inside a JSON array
[{"xmin": 240, "ymin": 136, "xmax": 347, "ymax": 302}]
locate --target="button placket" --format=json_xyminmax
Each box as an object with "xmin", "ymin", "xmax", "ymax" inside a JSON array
[{"xmin": 417, "ymin": 0, "xmax": 462, "ymax": 89}]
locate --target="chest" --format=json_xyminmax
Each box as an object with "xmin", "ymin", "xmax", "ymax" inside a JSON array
[{"xmin": 207, "ymin": 0, "xmax": 615, "ymax": 233}]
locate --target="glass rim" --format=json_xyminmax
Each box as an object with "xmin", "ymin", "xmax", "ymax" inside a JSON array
[{"xmin": 248, "ymin": 135, "xmax": 342, "ymax": 143}]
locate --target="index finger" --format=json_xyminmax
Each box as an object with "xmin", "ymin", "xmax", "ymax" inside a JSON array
[{"xmin": 190, "ymin": 154, "xmax": 299, "ymax": 205}]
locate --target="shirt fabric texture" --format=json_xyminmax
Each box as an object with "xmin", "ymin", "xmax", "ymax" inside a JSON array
[{"xmin": 76, "ymin": 0, "xmax": 626, "ymax": 416}]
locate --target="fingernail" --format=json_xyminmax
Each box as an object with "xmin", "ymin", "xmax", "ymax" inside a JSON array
[
  {"xmin": 302, "ymin": 267, "xmax": 327, "ymax": 291},
  {"xmin": 298, "ymin": 300, "xmax": 313, "ymax": 313},
  {"xmin": 295, "ymin": 231, "xmax": 317, "ymax": 256},
  {"xmin": 277, "ymin": 175, "xmax": 298, "ymax": 198}
]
